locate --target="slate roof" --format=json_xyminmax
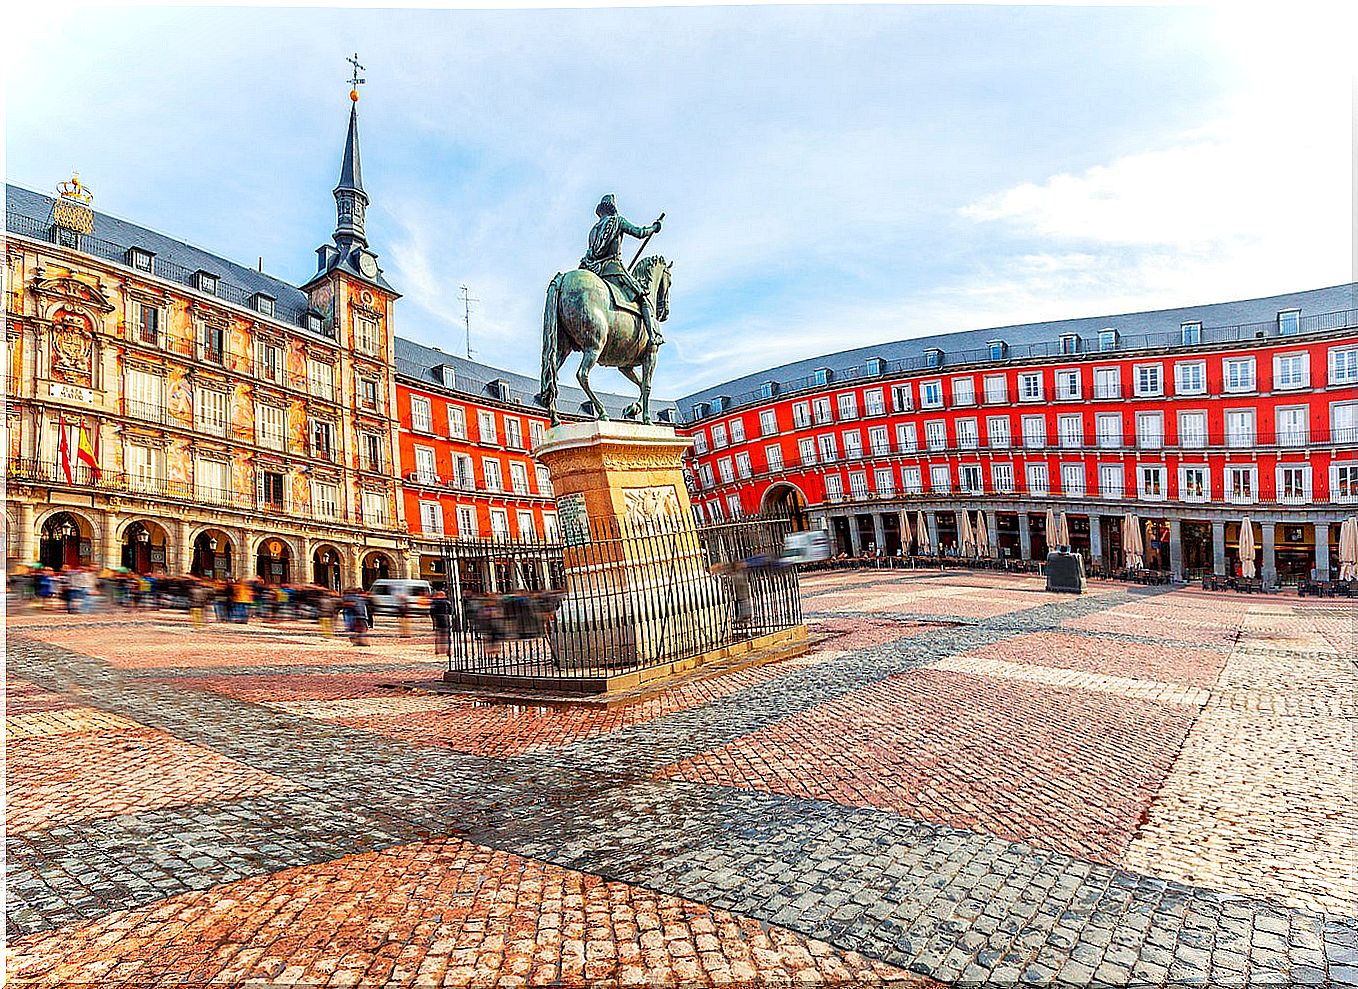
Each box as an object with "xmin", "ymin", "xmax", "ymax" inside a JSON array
[
  {"xmin": 4, "ymin": 183, "xmax": 675, "ymax": 421},
  {"xmin": 676, "ymin": 282, "xmax": 1358, "ymax": 421},
  {"xmin": 395, "ymin": 336, "xmax": 677, "ymax": 421}
]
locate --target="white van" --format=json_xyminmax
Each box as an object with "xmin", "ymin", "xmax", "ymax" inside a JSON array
[
  {"xmin": 782, "ymin": 529, "xmax": 833, "ymax": 564},
  {"xmin": 368, "ymin": 579, "xmax": 433, "ymax": 614}
]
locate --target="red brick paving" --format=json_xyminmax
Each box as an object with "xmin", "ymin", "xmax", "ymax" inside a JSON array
[
  {"xmin": 159, "ymin": 668, "xmax": 436, "ymax": 703},
  {"xmin": 333, "ymin": 658, "xmax": 810, "ymax": 757},
  {"xmin": 663, "ymin": 667, "xmax": 1197, "ymax": 864},
  {"xmin": 6, "ymin": 725, "xmax": 297, "ymax": 834},
  {"xmin": 4, "ymin": 677, "xmax": 82, "ymax": 715},
  {"xmin": 5, "ymin": 837, "xmax": 928, "ymax": 989},
  {"xmin": 809, "ymin": 616, "xmax": 942, "ymax": 651},
  {"xmin": 968, "ymin": 630, "xmax": 1228, "ymax": 688}
]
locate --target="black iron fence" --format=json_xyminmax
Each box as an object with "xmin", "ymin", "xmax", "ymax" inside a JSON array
[{"xmin": 438, "ymin": 514, "xmax": 803, "ymax": 681}]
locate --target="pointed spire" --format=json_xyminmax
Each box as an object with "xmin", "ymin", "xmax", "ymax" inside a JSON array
[
  {"xmin": 335, "ymin": 101, "xmax": 364, "ymax": 196},
  {"xmin": 332, "ymin": 92, "xmax": 369, "ymax": 251}
]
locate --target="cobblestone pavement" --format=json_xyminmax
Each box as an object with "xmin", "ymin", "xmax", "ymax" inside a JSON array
[{"xmin": 6, "ymin": 571, "xmax": 1357, "ymax": 987}]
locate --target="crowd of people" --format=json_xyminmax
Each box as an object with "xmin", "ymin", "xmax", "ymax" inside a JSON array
[{"xmin": 5, "ymin": 565, "xmax": 460, "ymax": 652}]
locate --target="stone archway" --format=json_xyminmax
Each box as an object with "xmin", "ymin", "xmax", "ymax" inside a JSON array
[
  {"xmin": 312, "ymin": 544, "xmax": 343, "ymax": 590},
  {"xmin": 120, "ymin": 519, "xmax": 171, "ymax": 574},
  {"xmin": 190, "ymin": 528, "xmax": 236, "ymax": 579},
  {"xmin": 361, "ymin": 551, "xmax": 394, "ymax": 590},
  {"xmin": 37, "ymin": 510, "xmax": 95, "ymax": 570},
  {"xmin": 761, "ymin": 482, "xmax": 810, "ymax": 530},
  {"xmin": 255, "ymin": 536, "xmax": 294, "ymax": 586}
]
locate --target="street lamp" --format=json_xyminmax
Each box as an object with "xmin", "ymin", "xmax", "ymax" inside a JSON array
[
  {"xmin": 208, "ymin": 536, "xmax": 218, "ymax": 551},
  {"xmin": 136, "ymin": 526, "xmax": 150, "ymax": 544},
  {"xmin": 60, "ymin": 521, "xmax": 75, "ymax": 539}
]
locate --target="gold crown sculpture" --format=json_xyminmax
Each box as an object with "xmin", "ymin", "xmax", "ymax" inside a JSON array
[{"xmin": 53, "ymin": 171, "xmax": 94, "ymax": 234}]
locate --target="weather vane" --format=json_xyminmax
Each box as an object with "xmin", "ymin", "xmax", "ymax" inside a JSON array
[{"xmin": 347, "ymin": 52, "xmax": 366, "ymax": 101}]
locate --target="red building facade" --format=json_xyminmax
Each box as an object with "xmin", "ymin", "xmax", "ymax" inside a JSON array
[{"xmin": 679, "ymin": 289, "xmax": 1358, "ymax": 584}]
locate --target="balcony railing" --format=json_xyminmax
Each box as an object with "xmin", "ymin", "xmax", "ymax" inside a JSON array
[{"xmin": 685, "ymin": 306, "xmax": 1358, "ymax": 421}]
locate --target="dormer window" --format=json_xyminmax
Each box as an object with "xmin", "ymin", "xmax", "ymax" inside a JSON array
[
  {"xmin": 924, "ymin": 349, "xmax": 943, "ymax": 368},
  {"xmin": 988, "ymin": 340, "xmax": 1007, "ymax": 361},
  {"xmin": 126, "ymin": 247, "xmax": 154, "ymax": 273},
  {"xmin": 656, "ymin": 408, "xmax": 676, "ymax": 424},
  {"xmin": 1098, "ymin": 328, "xmax": 1119, "ymax": 351},
  {"xmin": 1059, "ymin": 334, "xmax": 1080, "ymax": 355},
  {"xmin": 489, "ymin": 379, "xmax": 511, "ymax": 402},
  {"xmin": 692, "ymin": 402, "xmax": 709, "ymax": 420},
  {"xmin": 1278, "ymin": 309, "xmax": 1300, "ymax": 336},
  {"xmin": 812, "ymin": 367, "xmax": 832, "ymax": 387},
  {"xmin": 303, "ymin": 309, "xmax": 325, "ymax": 335},
  {"xmin": 866, "ymin": 357, "xmax": 886, "ymax": 375},
  {"xmin": 435, "ymin": 364, "xmax": 456, "ymax": 389},
  {"xmin": 760, "ymin": 381, "xmax": 779, "ymax": 400},
  {"xmin": 713, "ymin": 395, "xmax": 732, "ymax": 413},
  {"xmin": 193, "ymin": 270, "xmax": 219, "ymax": 295},
  {"xmin": 252, "ymin": 292, "xmax": 275, "ymax": 317},
  {"xmin": 1181, "ymin": 321, "xmax": 1202, "ymax": 345}
]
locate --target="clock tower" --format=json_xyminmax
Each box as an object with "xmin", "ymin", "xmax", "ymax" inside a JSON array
[{"xmin": 303, "ymin": 62, "xmax": 408, "ymax": 568}]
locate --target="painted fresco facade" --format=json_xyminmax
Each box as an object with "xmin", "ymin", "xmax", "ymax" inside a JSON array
[{"xmin": 679, "ymin": 288, "xmax": 1358, "ymax": 585}]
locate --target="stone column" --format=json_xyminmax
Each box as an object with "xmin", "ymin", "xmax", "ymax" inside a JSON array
[
  {"xmin": 848, "ymin": 517, "xmax": 863, "ymax": 556},
  {"xmin": 19, "ymin": 503, "xmax": 36, "ymax": 565},
  {"xmin": 176, "ymin": 521, "xmax": 191, "ymax": 575},
  {"xmin": 925, "ymin": 512, "xmax": 940, "ymax": 554},
  {"xmin": 1262, "ymin": 522, "xmax": 1277, "ymax": 587},
  {"xmin": 1212, "ymin": 520, "xmax": 1227, "ymax": 576},
  {"xmin": 985, "ymin": 512, "xmax": 999, "ymax": 559},
  {"xmin": 1168, "ymin": 518, "xmax": 1183, "ymax": 582},
  {"xmin": 103, "ymin": 512, "xmax": 121, "ymax": 571},
  {"xmin": 1315, "ymin": 523, "xmax": 1331, "ymax": 579},
  {"xmin": 1018, "ymin": 513, "xmax": 1032, "ymax": 560},
  {"xmin": 871, "ymin": 513, "xmax": 886, "ymax": 555},
  {"xmin": 299, "ymin": 536, "xmax": 314, "ymax": 585},
  {"xmin": 1089, "ymin": 515, "xmax": 1103, "ymax": 568}
]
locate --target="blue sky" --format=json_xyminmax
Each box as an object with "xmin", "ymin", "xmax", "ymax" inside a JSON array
[{"xmin": 5, "ymin": 4, "xmax": 1352, "ymax": 400}]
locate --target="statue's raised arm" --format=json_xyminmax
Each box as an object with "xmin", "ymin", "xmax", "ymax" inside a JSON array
[{"xmin": 537, "ymin": 194, "xmax": 673, "ymax": 427}]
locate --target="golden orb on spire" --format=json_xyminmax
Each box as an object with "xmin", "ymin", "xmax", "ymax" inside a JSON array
[{"xmin": 350, "ymin": 88, "xmax": 359, "ymax": 102}]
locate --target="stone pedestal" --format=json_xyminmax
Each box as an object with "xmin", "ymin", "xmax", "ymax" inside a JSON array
[{"xmin": 533, "ymin": 421, "xmax": 728, "ymax": 670}]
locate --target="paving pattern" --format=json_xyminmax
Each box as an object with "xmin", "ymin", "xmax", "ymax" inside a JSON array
[{"xmin": 5, "ymin": 571, "xmax": 1357, "ymax": 988}]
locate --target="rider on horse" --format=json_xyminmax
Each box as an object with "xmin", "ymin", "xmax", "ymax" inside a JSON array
[{"xmin": 580, "ymin": 195, "xmax": 665, "ymax": 347}]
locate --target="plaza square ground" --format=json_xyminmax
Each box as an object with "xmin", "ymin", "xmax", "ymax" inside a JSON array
[{"xmin": 5, "ymin": 570, "xmax": 1357, "ymax": 987}]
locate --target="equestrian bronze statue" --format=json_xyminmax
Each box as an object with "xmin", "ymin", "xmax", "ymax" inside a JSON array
[{"xmin": 536, "ymin": 195, "xmax": 671, "ymax": 426}]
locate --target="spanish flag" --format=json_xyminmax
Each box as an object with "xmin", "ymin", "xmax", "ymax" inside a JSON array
[
  {"xmin": 76, "ymin": 421, "xmax": 101, "ymax": 480},
  {"xmin": 57, "ymin": 414, "xmax": 74, "ymax": 485}
]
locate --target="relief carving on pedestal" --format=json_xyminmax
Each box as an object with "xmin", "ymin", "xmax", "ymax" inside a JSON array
[{"xmin": 623, "ymin": 485, "xmax": 680, "ymax": 526}]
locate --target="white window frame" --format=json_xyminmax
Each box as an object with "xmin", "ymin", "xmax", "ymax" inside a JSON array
[
  {"xmin": 1225, "ymin": 465, "xmax": 1257, "ymax": 504},
  {"xmin": 951, "ymin": 377, "xmax": 976, "ymax": 407},
  {"xmin": 1057, "ymin": 414, "xmax": 1083, "ymax": 449},
  {"xmin": 1137, "ymin": 464, "xmax": 1166, "ymax": 501},
  {"xmin": 956, "ymin": 417, "xmax": 979, "ymax": 450},
  {"xmin": 1136, "ymin": 411, "xmax": 1164, "ymax": 450},
  {"xmin": 1273, "ymin": 352, "xmax": 1308, "ymax": 391},
  {"xmin": 924, "ymin": 420, "xmax": 947, "ymax": 451},
  {"xmin": 1225, "ymin": 408, "xmax": 1256, "ymax": 449},
  {"xmin": 1276, "ymin": 463, "xmax": 1311, "ymax": 504},
  {"xmin": 765, "ymin": 444, "xmax": 783, "ymax": 472},
  {"xmin": 983, "ymin": 374, "xmax": 1008, "ymax": 404},
  {"xmin": 895, "ymin": 423, "xmax": 917, "ymax": 453},
  {"xmin": 1329, "ymin": 346, "xmax": 1358, "ymax": 385},
  {"xmin": 1179, "ymin": 465, "xmax": 1210, "ymax": 503},
  {"xmin": 1095, "ymin": 412, "xmax": 1122, "ymax": 449},
  {"xmin": 1275, "ymin": 406, "xmax": 1308, "ymax": 447},
  {"xmin": 759, "ymin": 409, "xmax": 778, "ymax": 436},
  {"xmin": 836, "ymin": 392, "xmax": 859, "ymax": 421},
  {"xmin": 1060, "ymin": 462, "xmax": 1086, "ymax": 496},
  {"xmin": 1026, "ymin": 462, "xmax": 1049, "ymax": 496},
  {"xmin": 1021, "ymin": 415, "xmax": 1046, "ymax": 449},
  {"xmin": 929, "ymin": 464, "xmax": 952, "ymax": 494},
  {"xmin": 901, "ymin": 466, "xmax": 923, "ymax": 495},
  {"xmin": 1098, "ymin": 463, "xmax": 1124, "ymax": 500},
  {"xmin": 1178, "ymin": 410, "xmax": 1208, "ymax": 450},
  {"xmin": 1174, "ymin": 360, "xmax": 1206, "ymax": 396},
  {"xmin": 1093, "ymin": 367, "xmax": 1121, "ymax": 400},
  {"xmin": 1133, "ymin": 363, "xmax": 1163, "ymax": 398},
  {"xmin": 991, "ymin": 462, "xmax": 1014, "ymax": 494},
  {"xmin": 410, "ymin": 395, "xmax": 433, "ymax": 434},
  {"xmin": 986, "ymin": 416, "xmax": 1011, "ymax": 449},
  {"xmin": 920, "ymin": 380, "xmax": 944, "ymax": 409},
  {"xmin": 1223, "ymin": 357, "xmax": 1257, "ymax": 394},
  {"xmin": 1055, "ymin": 369, "xmax": 1081, "ymax": 401},
  {"xmin": 1330, "ymin": 462, "xmax": 1358, "ymax": 503},
  {"xmin": 1018, "ymin": 372, "xmax": 1044, "ymax": 402}
]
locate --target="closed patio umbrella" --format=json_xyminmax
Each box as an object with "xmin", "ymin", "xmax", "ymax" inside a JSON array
[
  {"xmin": 1044, "ymin": 508, "xmax": 1058, "ymax": 555},
  {"xmin": 1055, "ymin": 512, "xmax": 1071, "ymax": 550},
  {"xmin": 1238, "ymin": 516, "xmax": 1257, "ymax": 579},
  {"xmin": 1122, "ymin": 513, "xmax": 1144, "ymax": 570},
  {"xmin": 915, "ymin": 511, "xmax": 931, "ymax": 554},
  {"xmin": 1337, "ymin": 517, "xmax": 1357, "ymax": 580},
  {"xmin": 975, "ymin": 511, "xmax": 992, "ymax": 559},
  {"xmin": 959, "ymin": 510, "xmax": 977, "ymax": 558},
  {"xmin": 900, "ymin": 512, "xmax": 914, "ymax": 555}
]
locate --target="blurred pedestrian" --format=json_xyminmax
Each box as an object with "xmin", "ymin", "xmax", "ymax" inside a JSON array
[{"xmin": 430, "ymin": 590, "xmax": 452, "ymax": 656}]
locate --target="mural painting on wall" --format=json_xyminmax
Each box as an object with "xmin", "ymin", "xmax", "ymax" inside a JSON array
[
  {"xmin": 287, "ymin": 399, "xmax": 307, "ymax": 453},
  {"xmin": 290, "ymin": 470, "xmax": 310, "ymax": 513},
  {"xmin": 167, "ymin": 367, "xmax": 193, "ymax": 425},
  {"xmin": 49, "ymin": 309, "xmax": 94, "ymax": 386},
  {"xmin": 286, "ymin": 339, "xmax": 307, "ymax": 389},
  {"xmin": 228, "ymin": 320, "xmax": 252, "ymax": 373},
  {"xmin": 8, "ymin": 416, "xmax": 22, "ymax": 461},
  {"xmin": 229, "ymin": 382, "xmax": 254, "ymax": 442},
  {"xmin": 231, "ymin": 452, "xmax": 251, "ymax": 500},
  {"xmin": 167, "ymin": 438, "xmax": 191, "ymax": 487},
  {"xmin": 311, "ymin": 282, "xmax": 335, "ymax": 325},
  {"xmin": 167, "ymin": 300, "xmax": 191, "ymax": 355}
]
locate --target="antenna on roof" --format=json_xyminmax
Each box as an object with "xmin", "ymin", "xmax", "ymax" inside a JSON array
[
  {"xmin": 459, "ymin": 284, "xmax": 480, "ymax": 360},
  {"xmin": 257, "ymin": 257, "xmax": 263, "ymax": 272}
]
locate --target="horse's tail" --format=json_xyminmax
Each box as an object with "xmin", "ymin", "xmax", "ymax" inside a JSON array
[{"xmin": 535, "ymin": 273, "xmax": 562, "ymax": 415}]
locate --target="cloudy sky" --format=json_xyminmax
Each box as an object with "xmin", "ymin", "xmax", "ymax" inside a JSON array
[{"xmin": 6, "ymin": 3, "xmax": 1353, "ymax": 400}]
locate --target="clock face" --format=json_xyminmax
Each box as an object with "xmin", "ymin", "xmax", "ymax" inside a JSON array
[{"xmin": 359, "ymin": 253, "xmax": 378, "ymax": 278}]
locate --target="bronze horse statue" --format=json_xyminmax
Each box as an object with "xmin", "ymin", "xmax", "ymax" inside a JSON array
[{"xmin": 535, "ymin": 256, "xmax": 671, "ymax": 426}]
